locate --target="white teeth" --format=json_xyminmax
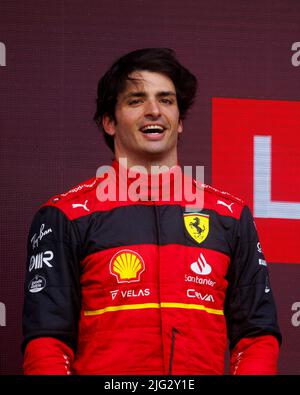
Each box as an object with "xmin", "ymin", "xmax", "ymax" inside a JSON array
[{"xmin": 141, "ymin": 125, "xmax": 164, "ymax": 132}]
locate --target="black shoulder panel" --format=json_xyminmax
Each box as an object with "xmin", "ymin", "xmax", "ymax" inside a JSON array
[
  {"xmin": 22, "ymin": 206, "xmax": 82, "ymax": 352},
  {"xmin": 224, "ymin": 205, "xmax": 282, "ymax": 347}
]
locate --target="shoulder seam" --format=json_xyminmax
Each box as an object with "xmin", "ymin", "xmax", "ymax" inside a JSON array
[
  {"xmin": 45, "ymin": 177, "xmax": 99, "ymax": 206},
  {"xmin": 194, "ymin": 180, "xmax": 244, "ymax": 205}
]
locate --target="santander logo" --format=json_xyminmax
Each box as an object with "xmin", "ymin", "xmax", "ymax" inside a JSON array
[{"xmin": 190, "ymin": 253, "xmax": 212, "ymax": 275}]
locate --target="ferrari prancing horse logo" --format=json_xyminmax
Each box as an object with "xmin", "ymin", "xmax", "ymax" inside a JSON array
[{"xmin": 184, "ymin": 213, "xmax": 209, "ymax": 244}]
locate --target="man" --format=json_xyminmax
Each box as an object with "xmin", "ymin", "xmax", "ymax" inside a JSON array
[{"xmin": 22, "ymin": 48, "xmax": 281, "ymax": 374}]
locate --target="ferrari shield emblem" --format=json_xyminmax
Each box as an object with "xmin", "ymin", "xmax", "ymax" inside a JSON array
[{"xmin": 184, "ymin": 213, "xmax": 209, "ymax": 244}]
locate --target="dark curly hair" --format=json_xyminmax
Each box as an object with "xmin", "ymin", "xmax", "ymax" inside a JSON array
[{"xmin": 94, "ymin": 48, "xmax": 198, "ymax": 152}]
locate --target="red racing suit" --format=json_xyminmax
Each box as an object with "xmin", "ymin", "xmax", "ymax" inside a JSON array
[{"xmin": 22, "ymin": 160, "xmax": 281, "ymax": 374}]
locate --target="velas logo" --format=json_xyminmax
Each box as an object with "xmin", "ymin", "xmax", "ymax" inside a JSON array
[
  {"xmin": 212, "ymin": 98, "xmax": 300, "ymax": 264},
  {"xmin": 184, "ymin": 213, "xmax": 209, "ymax": 244},
  {"xmin": 110, "ymin": 249, "xmax": 145, "ymax": 283},
  {"xmin": 110, "ymin": 288, "xmax": 150, "ymax": 300}
]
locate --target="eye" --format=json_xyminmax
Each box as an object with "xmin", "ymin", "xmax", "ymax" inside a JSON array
[
  {"xmin": 128, "ymin": 99, "xmax": 143, "ymax": 106},
  {"xmin": 160, "ymin": 98, "xmax": 174, "ymax": 105}
]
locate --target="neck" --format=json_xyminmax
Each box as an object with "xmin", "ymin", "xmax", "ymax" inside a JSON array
[{"xmin": 114, "ymin": 153, "xmax": 179, "ymax": 174}]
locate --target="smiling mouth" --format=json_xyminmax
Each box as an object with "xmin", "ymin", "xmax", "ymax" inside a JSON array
[{"xmin": 140, "ymin": 125, "xmax": 166, "ymax": 134}]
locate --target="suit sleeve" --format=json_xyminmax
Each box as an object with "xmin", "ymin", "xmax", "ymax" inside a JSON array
[
  {"xmin": 224, "ymin": 205, "xmax": 282, "ymax": 373},
  {"xmin": 230, "ymin": 335, "xmax": 280, "ymax": 374},
  {"xmin": 22, "ymin": 205, "xmax": 81, "ymax": 373}
]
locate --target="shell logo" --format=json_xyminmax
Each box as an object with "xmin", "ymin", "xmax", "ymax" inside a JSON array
[{"xmin": 110, "ymin": 249, "xmax": 145, "ymax": 283}]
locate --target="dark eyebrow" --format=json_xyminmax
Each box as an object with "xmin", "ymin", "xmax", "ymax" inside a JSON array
[
  {"xmin": 123, "ymin": 92, "xmax": 147, "ymax": 100},
  {"xmin": 123, "ymin": 91, "xmax": 176, "ymax": 100},
  {"xmin": 157, "ymin": 91, "xmax": 176, "ymax": 97}
]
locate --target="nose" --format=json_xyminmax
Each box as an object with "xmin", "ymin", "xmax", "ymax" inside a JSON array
[{"xmin": 144, "ymin": 99, "xmax": 161, "ymax": 118}]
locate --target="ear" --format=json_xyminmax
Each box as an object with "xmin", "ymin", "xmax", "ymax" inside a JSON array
[
  {"xmin": 178, "ymin": 119, "xmax": 183, "ymax": 134},
  {"xmin": 102, "ymin": 114, "xmax": 116, "ymax": 136}
]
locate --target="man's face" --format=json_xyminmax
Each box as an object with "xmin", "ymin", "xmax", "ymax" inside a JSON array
[{"xmin": 103, "ymin": 70, "xmax": 183, "ymax": 167}]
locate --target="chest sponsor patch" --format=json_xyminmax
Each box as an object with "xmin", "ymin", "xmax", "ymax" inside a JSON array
[
  {"xmin": 110, "ymin": 249, "xmax": 145, "ymax": 283},
  {"xmin": 28, "ymin": 275, "xmax": 46, "ymax": 293},
  {"xmin": 184, "ymin": 213, "xmax": 209, "ymax": 244}
]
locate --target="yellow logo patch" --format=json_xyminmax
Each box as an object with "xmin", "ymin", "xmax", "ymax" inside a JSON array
[
  {"xmin": 184, "ymin": 213, "xmax": 209, "ymax": 244},
  {"xmin": 110, "ymin": 249, "xmax": 145, "ymax": 283}
]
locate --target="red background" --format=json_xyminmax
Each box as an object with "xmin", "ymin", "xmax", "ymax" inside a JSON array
[
  {"xmin": 212, "ymin": 98, "xmax": 300, "ymax": 264},
  {"xmin": 0, "ymin": 0, "xmax": 299, "ymax": 374}
]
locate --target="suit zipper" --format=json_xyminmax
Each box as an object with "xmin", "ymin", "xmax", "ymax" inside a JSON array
[{"xmin": 168, "ymin": 327, "xmax": 178, "ymax": 374}]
